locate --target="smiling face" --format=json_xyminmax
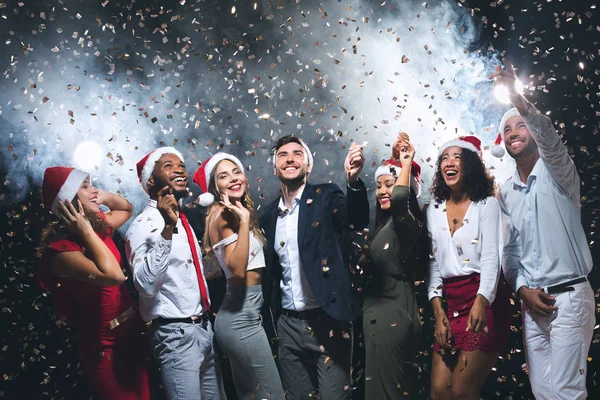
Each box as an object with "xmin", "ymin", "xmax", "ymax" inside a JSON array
[
  {"xmin": 440, "ymin": 146, "xmax": 465, "ymax": 193},
  {"xmin": 214, "ymin": 159, "xmax": 247, "ymax": 202},
  {"xmin": 76, "ymin": 177, "xmax": 99, "ymax": 213},
  {"xmin": 148, "ymin": 153, "xmax": 189, "ymax": 199},
  {"xmin": 503, "ymin": 116, "xmax": 538, "ymax": 160},
  {"xmin": 376, "ymin": 174, "xmax": 396, "ymax": 211},
  {"xmin": 274, "ymin": 142, "xmax": 310, "ymax": 187}
]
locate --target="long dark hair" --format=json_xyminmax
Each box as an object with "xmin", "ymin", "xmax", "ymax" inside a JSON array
[
  {"xmin": 373, "ymin": 187, "xmax": 424, "ymax": 234},
  {"xmin": 37, "ymin": 197, "xmax": 111, "ymax": 257},
  {"xmin": 430, "ymin": 148, "xmax": 495, "ymax": 202},
  {"xmin": 202, "ymin": 160, "xmax": 266, "ymax": 249}
]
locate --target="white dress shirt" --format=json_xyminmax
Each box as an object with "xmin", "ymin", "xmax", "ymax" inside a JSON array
[
  {"xmin": 125, "ymin": 199, "xmax": 209, "ymax": 321},
  {"xmin": 274, "ymin": 185, "xmax": 320, "ymax": 311},
  {"xmin": 427, "ymin": 197, "xmax": 503, "ymax": 304},
  {"xmin": 499, "ymin": 104, "xmax": 593, "ymax": 291}
]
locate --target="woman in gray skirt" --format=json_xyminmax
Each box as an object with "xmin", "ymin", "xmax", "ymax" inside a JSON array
[{"xmin": 193, "ymin": 152, "xmax": 284, "ymax": 399}]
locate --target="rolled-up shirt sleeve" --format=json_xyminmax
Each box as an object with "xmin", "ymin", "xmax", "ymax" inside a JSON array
[{"xmin": 126, "ymin": 220, "xmax": 172, "ymax": 297}]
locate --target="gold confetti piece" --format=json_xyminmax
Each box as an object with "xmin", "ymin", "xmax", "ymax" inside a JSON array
[
  {"xmin": 383, "ymin": 242, "xmax": 389, "ymax": 250},
  {"xmin": 471, "ymin": 238, "xmax": 478, "ymax": 244}
]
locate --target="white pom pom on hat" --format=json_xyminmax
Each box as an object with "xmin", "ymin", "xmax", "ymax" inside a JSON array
[
  {"xmin": 193, "ymin": 153, "xmax": 244, "ymax": 206},
  {"xmin": 490, "ymin": 133, "xmax": 506, "ymax": 158}
]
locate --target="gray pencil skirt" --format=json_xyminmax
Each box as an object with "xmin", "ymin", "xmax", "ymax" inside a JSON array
[{"xmin": 214, "ymin": 284, "xmax": 284, "ymax": 399}]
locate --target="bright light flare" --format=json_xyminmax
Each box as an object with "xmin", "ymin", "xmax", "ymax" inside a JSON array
[
  {"xmin": 493, "ymin": 79, "xmax": 524, "ymax": 104},
  {"xmin": 73, "ymin": 141, "xmax": 103, "ymax": 171}
]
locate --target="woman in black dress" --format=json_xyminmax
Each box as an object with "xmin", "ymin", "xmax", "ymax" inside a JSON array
[{"xmin": 362, "ymin": 133, "xmax": 427, "ymax": 399}]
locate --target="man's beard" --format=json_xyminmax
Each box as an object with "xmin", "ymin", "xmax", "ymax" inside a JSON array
[
  {"xmin": 506, "ymin": 141, "xmax": 537, "ymax": 160},
  {"xmin": 277, "ymin": 169, "xmax": 307, "ymax": 189},
  {"xmin": 153, "ymin": 176, "xmax": 189, "ymax": 200}
]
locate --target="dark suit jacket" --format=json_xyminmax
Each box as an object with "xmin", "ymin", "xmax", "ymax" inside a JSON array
[{"xmin": 259, "ymin": 180, "xmax": 369, "ymax": 340}]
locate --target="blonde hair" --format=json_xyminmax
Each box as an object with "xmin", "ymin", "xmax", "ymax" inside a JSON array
[{"xmin": 202, "ymin": 160, "xmax": 266, "ymax": 252}]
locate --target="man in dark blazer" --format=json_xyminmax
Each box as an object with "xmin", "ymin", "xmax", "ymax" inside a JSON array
[{"xmin": 260, "ymin": 135, "xmax": 369, "ymax": 399}]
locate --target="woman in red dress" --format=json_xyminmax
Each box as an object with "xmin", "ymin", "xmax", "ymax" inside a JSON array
[{"xmin": 36, "ymin": 166, "xmax": 151, "ymax": 400}]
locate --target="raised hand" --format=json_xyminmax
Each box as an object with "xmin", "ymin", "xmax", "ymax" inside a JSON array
[
  {"xmin": 57, "ymin": 199, "xmax": 95, "ymax": 238},
  {"xmin": 393, "ymin": 133, "xmax": 415, "ymax": 168},
  {"xmin": 488, "ymin": 57, "xmax": 528, "ymax": 111},
  {"xmin": 392, "ymin": 132, "xmax": 411, "ymax": 160},
  {"xmin": 344, "ymin": 142, "xmax": 365, "ymax": 184},
  {"xmin": 220, "ymin": 192, "xmax": 250, "ymax": 223},
  {"xmin": 157, "ymin": 186, "xmax": 179, "ymax": 227}
]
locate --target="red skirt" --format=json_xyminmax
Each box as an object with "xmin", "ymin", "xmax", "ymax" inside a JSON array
[{"xmin": 433, "ymin": 273, "xmax": 511, "ymax": 354}]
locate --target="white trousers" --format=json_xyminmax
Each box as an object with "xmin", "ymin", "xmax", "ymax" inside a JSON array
[{"xmin": 522, "ymin": 280, "xmax": 595, "ymax": 400}]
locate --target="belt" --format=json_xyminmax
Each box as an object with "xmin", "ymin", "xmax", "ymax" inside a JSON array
[
  {"xmin": 545, "ymin": 277, "xmax": 587, "ymax": 295},
  {"xmin": 153, "ymin": 313, "xmax": 210, "ymax": 327},
  {"xmin": 280, "ymin": 308, "xmax": 324, "ymax": 320},
  {"xmin": 109, "ymin": 306, "xmax": 135, "ymax": 330}
]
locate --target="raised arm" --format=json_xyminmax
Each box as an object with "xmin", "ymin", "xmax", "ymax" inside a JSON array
[
  {"xmin": 390, "ymin": 133, "xmax": 420, "ymax": 233},
  {"xmin": 521, "ymin": 103, "xmax": 578, "ymax": 195},
  {"xmin": 126, "ymin": 220, "xmax": 173, "ymax": 297},
  {"xmin": 214, "ymin": 194, "xmax": 251, "ymax": 280},
  {"xmin": 344, "ymin": 142, "xmax": 370, "ymax": 230},
  {"xmin": 97, "ymin": 189, "xmax": 134, "ymax": 230},
  {"xmin": 490, "ymin": 58, "xmax": 578, "ymax": 195},
  {"xmin": 52, "ymin": 199, "xmax": 126, "ymax": 286},
  {"xmin": 126, "ymin": 187, "xmax": 179, "ymax": 297}
]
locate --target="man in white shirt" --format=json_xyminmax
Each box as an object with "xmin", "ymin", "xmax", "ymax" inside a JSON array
[
  {"xmin": 491, "ymin": 59, "xmax": 595, "ymax": 399},
  {"xmin": 125, "ymin": 147, "xmax": 226, "ymax": 400},
  {"xmin": 260, "ymin": 135, "xmax": 369, "ymax": 399}
]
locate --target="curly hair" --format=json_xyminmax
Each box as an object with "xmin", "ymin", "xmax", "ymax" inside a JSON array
[
  {"xmin": 430, "ymin": 148, "xmax": 495, "ymax": 202},
  {"xmin": 202, "ymin": 160, "xmax": 266, "ymax": 251}
]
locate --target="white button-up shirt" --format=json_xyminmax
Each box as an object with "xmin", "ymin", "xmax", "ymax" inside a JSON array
[
  {"xmin": 274, "ymin": 185, "xmax": 320, "ymax": 311},
  {"xmin": 125, "ymin": 199, "xmax": 209, "ymax": 321},
  {"xmin": 498, "ymin": 104, "xmax": 593, "ymax": 291},
  {"xmin": 427, "ymin": 197, "xmax": 503, "ymax": 304}
]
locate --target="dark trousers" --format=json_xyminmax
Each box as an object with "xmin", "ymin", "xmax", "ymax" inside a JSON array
[{"xmin": 277, "ymin": 310, "xmax": 352, "ymax": 400}]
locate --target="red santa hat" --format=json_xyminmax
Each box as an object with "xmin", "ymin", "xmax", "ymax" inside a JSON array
[
  {"xmin": 42, "ymin": 166, "xmax": 89, "ymax": 215},
  {"xmin": 136, "ymin": 147, "xmax": 184, "ymax": 194},
  {"xmin": 375, "ymin": 159, "xmax": 422, "ymax": 197},
  {"xmin": 491, "ymin": 107, "xmax": 521, "ymax": 158},
  {"xmin": 193, "ymin": 152, "xmax": 245, "ymax": 207},
  {"xmin": 438, "ymin": 135, "xmax": 482, "ymax": 157}
]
